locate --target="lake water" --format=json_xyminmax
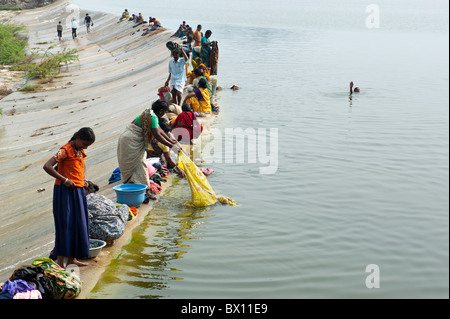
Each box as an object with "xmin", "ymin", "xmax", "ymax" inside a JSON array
[{"xmin": 69, "ymin": 0, "xmax": 450, "ymax": 298}]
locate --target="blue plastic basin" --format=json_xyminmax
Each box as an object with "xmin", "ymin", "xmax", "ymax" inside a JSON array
[{"xmin": 113, "ymin": 183, "xmax": 148, "ymax": 208}]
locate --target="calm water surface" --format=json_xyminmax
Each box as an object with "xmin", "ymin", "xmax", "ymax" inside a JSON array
[{"xmin": 79, "ymin": 0, "xmax": 448, "ymax": 298}]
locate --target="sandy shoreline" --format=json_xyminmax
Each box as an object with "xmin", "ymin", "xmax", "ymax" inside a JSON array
[{"xmin": 0, "ymin": 0, "xmax": 217, "ymax": 298}]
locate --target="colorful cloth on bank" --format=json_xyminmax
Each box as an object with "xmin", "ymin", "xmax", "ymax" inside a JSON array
[
  {"xmin": 10, "ymin": 258, "xmax": 82, "ymax": 299},
  {"xmin": 53, "ymin": 141, "xmax": 87, "ymax": 187},
  {"xmin": 13, "ymin": 290, "xmax": 42, "ymax": 299},
  {"xmin": 109, "ymin": 167, "xmax": 121, "ymax": 184},
  {"xmin": 1, "ymin": 279, "xmax": 35, "ymax": 295},
  {"xmin": 87, "ymin": 193, "xmax": 130, "ymax": 241},
  {"xmin": 31, "ymin": 258, "xmax": 82, "ymax": 299},
  {"xmin": 52, "ymin": 184, "xmax": 89, "ymax": 258},
  {"xmin": 9, "ymin": 264, "xmax": 55, "ymax": 299}
]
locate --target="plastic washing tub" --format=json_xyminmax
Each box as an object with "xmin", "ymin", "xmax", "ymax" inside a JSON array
[
  {"xmin": 89, "ymin": 239, "xmax": 106, "ymax": 258},
  {"xmin": 113, "ymin": 183, "xmax": 148, "ymax": 208}
]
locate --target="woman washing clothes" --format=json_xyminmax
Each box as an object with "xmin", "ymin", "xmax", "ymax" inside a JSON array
[
  {"xmin": 171, "ymin": 103, "xmax": 203, "ymax": 145},
  {"xmin": 182, "ymin": 78, "xmax": 211, "ymax": 115},
  {"xmin": 147, "ymin": 118, "xmax": 185, "ymax": 178},
  {"xmin": 200, "ymin": 30, "xmax": 215, "ymax": 68},
  {"xmin": 117, "ymin": 100, "xmax": 180, "ymax": 200}
]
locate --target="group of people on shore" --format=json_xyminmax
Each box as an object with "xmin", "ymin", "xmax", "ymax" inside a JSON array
[
  {"xmin": 40, "ymin": 12, "xmax": 220, "ymax": 270},
  {"xmin": 118, "ymin": 9, "xmax": 163, "ymax": 36},
  {"xmin": 56, "ymin": 13, "xmax": 93, "ymax": 41}
]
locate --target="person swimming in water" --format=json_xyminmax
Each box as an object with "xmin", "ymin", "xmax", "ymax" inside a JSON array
[{"xmin": 350, "ymin": 81, "xmax": 360, "ymax": 93}]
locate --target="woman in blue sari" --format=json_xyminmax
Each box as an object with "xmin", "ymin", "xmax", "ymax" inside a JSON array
[{"xmin": 200, "ymin": 30, "xmax": 214, "ymax": 68}]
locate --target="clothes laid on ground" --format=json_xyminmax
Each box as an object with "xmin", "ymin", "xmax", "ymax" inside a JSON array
[
  {"xmin": 8, "ymin": 258, "xmax": 81, "ymax": 299},
  {"xmin": 1, "ymin": 279, "xmax": 35, "ymax": 295},
  {"xmin": 31, "ymin": 258, "xmax": 82, "ymax": 299},
  {"xmin": 87, "ymin": 193, "xmax": 130, "ymax": 241},
  {"xmin": 149, "ymin": 180, "xmax": 162, "ymax": 194},
  {"xmin": 109, "ymin": 167, "xmax": 121, "ymax": 183},
  {"xmin": 0, "ymin": 290, "xmax": 14, "ymax": 299},
  {"xmin": 8, "ymin": 264, "xmax": 55, "ymax": 299},
  {"xmin": 13, "ymin": 290, "xmax": 42, "ymax": 299}
]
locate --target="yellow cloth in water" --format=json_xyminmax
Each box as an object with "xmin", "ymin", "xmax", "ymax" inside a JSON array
[{"xmin": 177, "ymin": 150, "xmax": 217, "ymax": 207}]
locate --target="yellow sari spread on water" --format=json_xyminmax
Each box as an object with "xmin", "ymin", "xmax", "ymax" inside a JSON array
[
  {"xmin": 177, "ymin": 150, "xmax": 237, "ymax": 207},
  {"xmin": 187, "ymin": 87, "xmax": 211, "ymax": 114},
  {"xmin": 178, "ymin": 150, "xmax": 217, "ymax": 207}
]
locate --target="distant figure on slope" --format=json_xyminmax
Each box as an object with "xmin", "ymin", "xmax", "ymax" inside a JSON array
[
  {"xmin": 193, "ymin": 24, "xmax": 202, "ymax": 47},
  {"xmin": 57, "ymin": 21, "xmax": 63, "ymax": 41},
  {"xmin": 119, "ymin": 9, "xmax": 130, "ymax": 21},
  {"xmin": 84, "ymin": 13, "xmax": 93, "ymax": 33},
  {"xmin": 350, "ymin": 81, "xmax": 360, "ymax": 94},
  {"xmin": 71, "ymin": 18, "xmax": 78, "ymax": 39}
]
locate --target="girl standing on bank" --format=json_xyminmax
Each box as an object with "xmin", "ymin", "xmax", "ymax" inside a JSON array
[{"xmin": 43, "ymin": 127, "xmax": 96, "ymax": 268}]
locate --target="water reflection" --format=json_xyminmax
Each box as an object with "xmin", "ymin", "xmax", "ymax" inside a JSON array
[{"xmin": 88, "ymin": 184, "xmax": 215, "ymax": 299}]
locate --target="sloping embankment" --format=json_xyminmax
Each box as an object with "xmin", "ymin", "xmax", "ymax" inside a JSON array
[{"xmin": 0, "ymin": 0, "xmax": 180, "ymax": 286}]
